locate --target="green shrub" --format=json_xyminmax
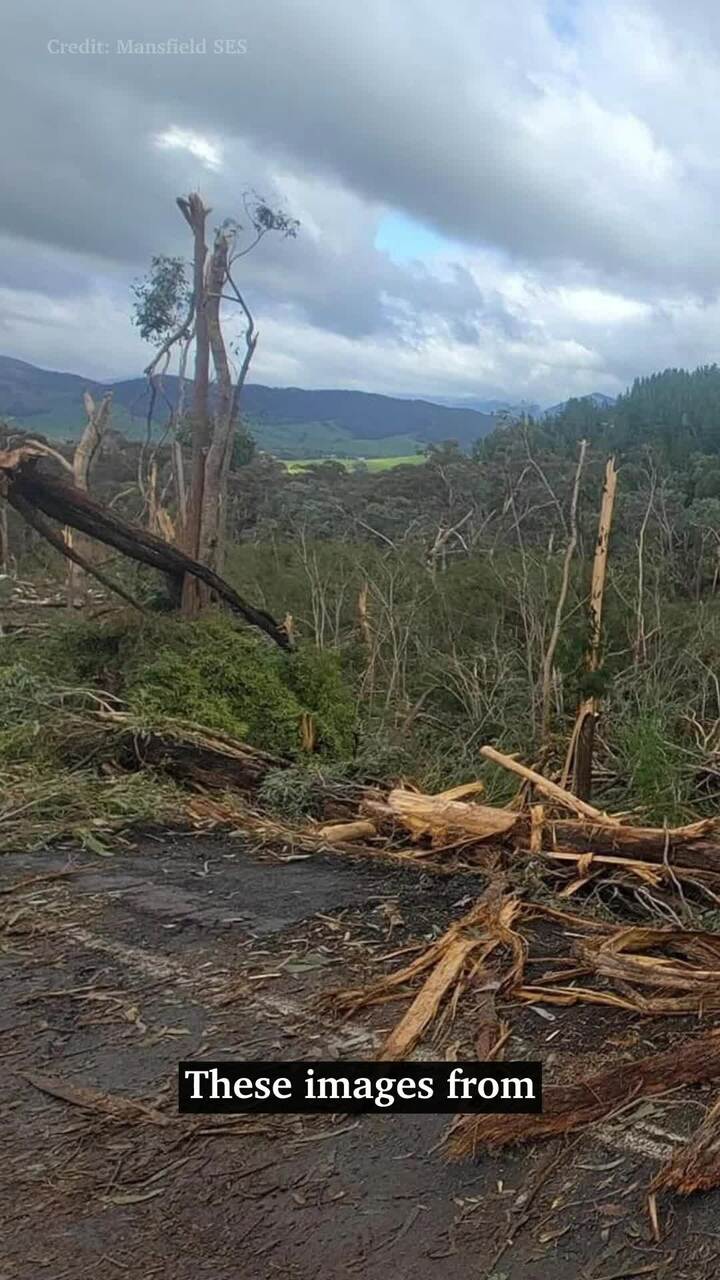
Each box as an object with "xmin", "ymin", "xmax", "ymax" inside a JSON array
[
  {"xmin": 612, "ymin": 709, "xmax": 691, "ymax": 824},
  {"xmin": 128, "ymin": 617, "xmax": 304, "ymax": 755},
  {"xmin": 286, "ymin": 645, "xmax": 356, "ymax": 756}
]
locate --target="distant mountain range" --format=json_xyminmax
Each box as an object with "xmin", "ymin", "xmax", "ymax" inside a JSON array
[
  {"xmin": 542, "ymin": 392, "xmax": 616, "ymax": 418},
  {"xmin": 430, "ymin": 390, "xmax": 617, "ymax": 419},
  {"xmin": 0, "ymin": 356, "xmax": 496, "ymax": 459},
  {"xmin": 430, "ymin": 395, "xmax": 544, "ymax": 416}
]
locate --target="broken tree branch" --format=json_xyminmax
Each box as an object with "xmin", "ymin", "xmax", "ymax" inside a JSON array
[
  {"xmin": 8, "ymin": 488, "xmax": 145, "ymax": 613},
  {"xmin": 480, "ymin": 745, "xmax": 618, "ymax": 824}
]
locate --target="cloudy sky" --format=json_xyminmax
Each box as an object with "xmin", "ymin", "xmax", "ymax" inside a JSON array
[{"xmin": 3, "ymin": 0, "xmax": 720, "ymax": 405}]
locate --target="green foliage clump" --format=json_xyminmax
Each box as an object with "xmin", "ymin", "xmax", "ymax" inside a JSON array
[
  {"xmin": 257, "ymin": 765, "xmax": 327, "ymax": 821},
  {"xmin": 25, "ymin": 612, "xmax": 357, "ymax": 760},
  {"xmin": 128, "ymin": 616, "xmax": 357, "ymax": 757},
  {"xmin": 128, "ymin": 617, "xmax": 303, "ymax": 755},
  {"xmin": 131, "ymin": 255, "xmax": 191, "ymax": 345},
  {"xmin": 0, "ymin": 663, "xmax": 53, "ymax": 762},
  {"xmin": 0, "ymin": 762, "xmax": 185, "ymax": 854},
  {"xmin": 0, "ymin": 662, "xmax": 107, "ymax": 764}
]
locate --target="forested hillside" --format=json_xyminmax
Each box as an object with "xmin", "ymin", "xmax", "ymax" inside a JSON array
[{"xmin": 543, "ymin": 365, "xmax": 720, "ymax": 480}]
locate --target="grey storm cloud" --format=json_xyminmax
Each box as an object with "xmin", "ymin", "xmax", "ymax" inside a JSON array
[{"xmin": 3, "ymin": 0, "xmax": 720, "ymax": 400}]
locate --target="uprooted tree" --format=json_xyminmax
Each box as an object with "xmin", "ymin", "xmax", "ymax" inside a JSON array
[{"xmin": 135, "ymin": 190, "xmax": 299, "ymax": 615}]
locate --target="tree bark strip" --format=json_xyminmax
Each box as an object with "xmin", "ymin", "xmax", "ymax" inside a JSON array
[{"xmin": 447, "ymin": 1027, "xmax": 720, "ymax": 1156}]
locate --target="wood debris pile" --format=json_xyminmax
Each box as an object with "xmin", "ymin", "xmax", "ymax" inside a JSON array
[{"xmin": 297, "ymin": 744, "xmax": 720, "ymax": 1196}]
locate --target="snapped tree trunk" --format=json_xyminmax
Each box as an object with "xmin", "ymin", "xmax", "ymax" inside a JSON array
[
  {"xmin": 572, "ymin": 457, "xmax": 617, "ymax": 800},
  {"xmin": 540, "ymin": 439, "xmax": 587, "ymax": 748},
  {"xmin": 66, "ymin": 390, "xmax": 112, "ymax": 606},
  {"xmin": 200, "ymin": 230, "xmax": 234, "ymax": 570}
]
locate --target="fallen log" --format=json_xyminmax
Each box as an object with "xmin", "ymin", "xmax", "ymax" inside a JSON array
[
  {"xmin": 135, "ymin": 727, "xmax": 289, "ymax": 790},
  {"xmin": 360, "ymin": 786, "xmax": 720, "ymax": 872},
  {"xmin": 652, "ymin": 1094, "xmax": 720, "ymax": 1194},
  {"xmin": 544, "ymin": 817, "xmax": 720, "ymax": 873},
  {"xmin": 0, "ymin": 448, "xmax": 289, "ymax": 648},
  {"xmin": 61, "ymin": 711, "xmax": 291, "ymax": 792},
  {"xmin": 318, "ymin": 819, "xmax": 378, "ymax": 843},
  {"xmin": 362, "ymin": 789, "xmax": 518, "ymax": 843},
  {"xmin": 446, "ymin": 1027, "xmax": 720, "ymax": 1157}
]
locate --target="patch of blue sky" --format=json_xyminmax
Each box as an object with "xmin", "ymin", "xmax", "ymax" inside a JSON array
[
  {"xmin": 374, "ymin": 212, "xmax": 460, "ymax": 264},
  {"xmin": 546, "ymin": 0, "xmax": 580, "ymax": 42}
]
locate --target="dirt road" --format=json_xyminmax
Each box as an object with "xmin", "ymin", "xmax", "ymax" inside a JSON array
[{"xmin": 1, "ymin": 835, "xmax": 718, "ymax": 1278}]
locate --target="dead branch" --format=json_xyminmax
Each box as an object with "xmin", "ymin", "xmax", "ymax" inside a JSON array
[{"xmin": 480, "ymin": 744, "xmax": 618, "ymax": 823}]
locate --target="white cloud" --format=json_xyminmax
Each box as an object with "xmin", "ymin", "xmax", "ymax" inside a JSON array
[{"xmin": 154, "ymin": 127, "xmax": 223, "ymax": 171}]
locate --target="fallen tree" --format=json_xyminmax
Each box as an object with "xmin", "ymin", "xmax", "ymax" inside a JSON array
[
  {"xmin": 0, "ymin": 447, "xmax": 290, "ymax": 648},
  {"xmin": 356, "ymin": 784, "xmax": 720, "ymax": 874},
  {"xmin": 71, "ymin": 711, "xmax": 293, "ymax": 791}
]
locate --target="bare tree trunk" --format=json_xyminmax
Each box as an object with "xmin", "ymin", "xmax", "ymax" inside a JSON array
[
  {"xmin": 0, "ymin": 499, "xmax": 8, "ymax": 575},
  {"xmin": 214, "ymin": 264, "xmax": 259, "ymax": 575},
  {"xmin": 172, "ymin": 329, "xmax": 193, "ymax": 531},
  {"xmin": 634, "ymin": 463, "xmax": 656, "ymax": 664},
  {"xmin": 200, "ymin": 231, "xmax": 234, "ymax": 569},
  {"xmin": 176, "ymin": 194, "xmax": 211, "ymax": 616},
  {"xmin": 66, "ymin": 390, "xmax": 112, "ymax": 606}
]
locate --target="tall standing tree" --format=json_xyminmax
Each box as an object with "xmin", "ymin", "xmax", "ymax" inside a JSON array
[{"xmin": 134, "ymin": 190, "xmax": 298, "ymax": 614}]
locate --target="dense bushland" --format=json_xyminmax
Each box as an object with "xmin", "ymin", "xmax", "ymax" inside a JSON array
[{"xmin": 6, "ymin": 363, "xmax": 720, "ymax": 828}]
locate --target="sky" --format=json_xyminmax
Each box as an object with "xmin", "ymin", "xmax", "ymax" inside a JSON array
[{"xmin": 3, "ymin": 0, "xmax": 720, "ymax": 405}]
